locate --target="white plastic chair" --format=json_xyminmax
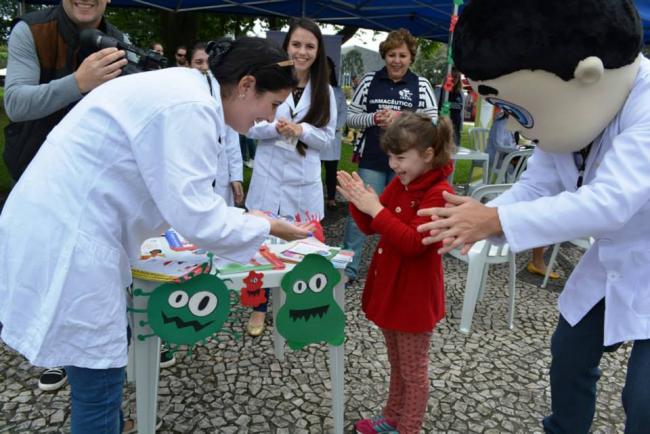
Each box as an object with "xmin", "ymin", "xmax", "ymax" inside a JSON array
[
  {"xmin": 448, "ymin": 184, "xmax": 517, "ymax": 333},
  {"xmin": 541, "ymin": 237, "xmax": 594, "ymax": 288},
  {"xmin": 490, "ymin": 148, "xmax": 534, "ymax": 184},
  {"xmin": 468, "ymin": 127, "xmax": 489, "ymax": 152},
  {"xmin": 456, "ymin": 127, "xmax": 490, "ymax": 195}
]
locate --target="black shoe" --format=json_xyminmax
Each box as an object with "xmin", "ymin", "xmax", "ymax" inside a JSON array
[
  {"xmin": 159, "ymin": 345, "xmax": 176, "ymax": 368},
  {"xmin": 38, "ymin": 367, "xmax": 67, "ymax": 392}
]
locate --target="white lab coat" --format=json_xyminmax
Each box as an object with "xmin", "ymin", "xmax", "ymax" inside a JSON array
[
  {"xmin": 245, "ymin": 79, "xmax": 336, "ymax": 219},
  {"xmin": 214, "ymin": 126, "xmax": 243, "ymax": 206},
  {"xmin": 0, "ymin": 67, "xmax": 270, "ymax": 369},
  {"xmin": 489, "ymin": 56, "xmax": 650, "ymax": 346},
  {"xmin": 319, "ymin": 86, "xmax": 348, "ymax": 161}
]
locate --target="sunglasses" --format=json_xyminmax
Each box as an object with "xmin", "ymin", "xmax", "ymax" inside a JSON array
[{"xmin": 176, "ymin": 52, "xmax": 186, "ymax": 57}]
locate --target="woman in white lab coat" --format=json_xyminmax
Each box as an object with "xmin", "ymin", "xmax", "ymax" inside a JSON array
[
  {"xmin": 245, "ymin": 18, "xmax": 337, "ymax": 336},
  {"xmin": 0, "ymin": 37, "xmax": 308, "ymax": 434},
  {"xmin": 189, "ymin": 43, "xmax": 245, "ymax": 207},
  {"xmin": 214, "ymin": 126, "xmax": 245, "ymax": 206},
  {"xmin": 321, "ymin": 56, "xmax": 348, "ymax": 210}
]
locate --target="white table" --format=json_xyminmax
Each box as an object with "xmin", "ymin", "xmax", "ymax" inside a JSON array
[
  {"xmin": 128, "ymin": 254, "xmax": 347, "ymax": 434},
  {"xmin": 451, "ymin": 146, "xmax": 490, "ymax": 192}
]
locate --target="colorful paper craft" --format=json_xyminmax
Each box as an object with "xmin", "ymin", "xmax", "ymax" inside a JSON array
[
  {"xmin": 276, "ymin": 254, "xmax": 345, "ymax": 350},
  {"xmin": 239, "ymin": 270, "xmax": 267, "ymax": 307},
  {"xmin": 131, "ymin": 273, "xmax": 240, "ymax": 354}
]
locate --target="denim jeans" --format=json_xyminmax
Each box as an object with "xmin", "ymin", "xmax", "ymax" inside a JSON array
[
  {"xmin": 342, "ymin": 167, "xmax": 394, "ymax": 280},
  {"xmin": 253, "ymin": 288, "xmax": 271, "ymax": 313},
  {"xmin": 66, "ymin": 365, "xmax": 126, "ymax": 434},
  {"xmin": 543, "ymin": 299, "xmax": 650, "ymax": 434}
]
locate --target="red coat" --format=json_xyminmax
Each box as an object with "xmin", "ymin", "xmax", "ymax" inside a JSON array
[{"xmin": 349, "ymin": 164, "xmax": 454, "ymax": 333}]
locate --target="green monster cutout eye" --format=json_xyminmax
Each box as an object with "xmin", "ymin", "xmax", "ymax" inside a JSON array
[
  {"xmin": 277, "ymin": 254, "xmax": 346, "ymax": 350},
  {"xmin": 131, "ymin": 273, "xmax": 241, "ymax": 355}
]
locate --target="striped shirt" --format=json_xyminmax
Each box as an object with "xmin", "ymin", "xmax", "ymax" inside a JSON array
[{"xmin": 347, "ymin": 68, "xmax": 438, "ymax": 171}]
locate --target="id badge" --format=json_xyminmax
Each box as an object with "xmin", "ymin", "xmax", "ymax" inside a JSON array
[{"xmin": 273, "ymin": 136, "xmax": 298, "ymax": 152}]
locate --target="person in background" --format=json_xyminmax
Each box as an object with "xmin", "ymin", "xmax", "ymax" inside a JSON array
[
  {"xmin": 150, "ymin": 41, "xmax": 164, "ymax": 56},
  {"xmin": 173, "ymin": 45, "xmax": 188, "ymax": 67},
  {"xmin": 321, "ymin": 56, "xmax": 348, "ymax": 211},
  {"xmin": 342, "ymin": 28, "xmax": 438, "ymax": 287},
  {"xmin": 245, "ymin": 18, "xmax": 336, "ymax": 337},
  {"xmin": 0, "ymin": 36, "xmax": 308, "ymax": 433},
  {"xmin": 2, "ymin": 0, "xmax": 127, "ymax": 393},
  {"xmin": 240, "ymin": 134, "xmax": 256, "ymax": 168},
  {"xmin": 338, "ymin": 113, "xmax": 454, "ymax": 434},
  {"xmin": 189, "ymin": 41, "xmax": 244, "ymax": 207},
  {"xmin": 448, "ymin": 67, "xmax": 464, "ymax": 147},
  {"xmin": 189, "ymin": 41, "xmax": 209, "ymax": 74}
]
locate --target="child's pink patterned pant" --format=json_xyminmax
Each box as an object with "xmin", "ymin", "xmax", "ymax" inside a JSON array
[{"xmin": 382, "ymin": 328, "xmax": 432, "ymax": 434}]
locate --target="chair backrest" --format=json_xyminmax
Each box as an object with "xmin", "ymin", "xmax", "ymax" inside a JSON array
[
  {"xmin": 470, "ymin": 183, "xmax": 511, "ymax": 204},
  {"xmin": 469, "ymin": 183, "xmax": 513, "ymax": 258},
  {"xmin": 468, "ymin": 127, "xmax": 489, "ymax": 152},
  {"xmin": 492, "ymin": 148, "xmax": 534, "ymax": 184}
]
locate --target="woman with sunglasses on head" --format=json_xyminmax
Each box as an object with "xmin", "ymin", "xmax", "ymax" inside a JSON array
[{"xmin": 244, "ymin": 18, "xmax": 337, "ymax": 337}]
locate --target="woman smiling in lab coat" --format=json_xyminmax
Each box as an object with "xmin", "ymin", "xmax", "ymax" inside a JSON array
[
  {"xmin": 0, "ymin": 36, "xmax": 309, "ymax": 433},
  {"xmin": 245, "ymin": 18, "xmax": 337, "ymax": 336}
]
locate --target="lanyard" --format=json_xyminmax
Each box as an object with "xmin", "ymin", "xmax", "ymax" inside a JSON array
[{"xmin": 573, "ymin": 143, "xmax": 592, "ymax": 188}]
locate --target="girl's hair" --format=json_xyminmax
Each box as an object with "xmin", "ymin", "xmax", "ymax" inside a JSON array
[
  {"xmin": 380, "ymin": 113, "xmax": 454, "ymax": 169},
  {"xmin": 190, "ymin": 41, "xmax": 207, "ymax": 63},
  {"xmin": 282, "ymin": 18, "xmax": 331, "ymax": 129},
  {"xmin": 379, "ymin": 28, "xmax": 418, "ymax": 62},
  {"xmin": 326, "ymin": 56, "xmax": 339, "ymax": 87},
  {"xmin": 207, "ymin": 37, "xmax": 297, "ymax": 96}
]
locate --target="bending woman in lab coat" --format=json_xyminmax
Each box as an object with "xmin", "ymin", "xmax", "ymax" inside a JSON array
[
  {"xmin": 0, "ymin": 36, "xmax": 309, "ymax": 434},
  {"xmin": 245, "ymin": 18, "xmax": 337, "ymax": 336}
]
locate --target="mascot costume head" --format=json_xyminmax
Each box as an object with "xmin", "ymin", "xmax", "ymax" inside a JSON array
[{"xmin": 453, "ymin": 0, "xmax": 644, "ymax": 153}]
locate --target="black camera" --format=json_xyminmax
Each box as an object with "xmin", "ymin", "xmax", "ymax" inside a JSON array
[{"xmin": 79, "ymin": 29, "xmax": 167, "ymax": 75}]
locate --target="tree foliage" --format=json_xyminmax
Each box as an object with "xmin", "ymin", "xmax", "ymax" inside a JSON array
[
  {"xmin": 1, "ymin": 3, "xmax": 359, "ymax": 65},
  {"xmin": 341, "ymin": 49, "xmax": 364, "ymax": 80},
  {"xmin": 411, "ymin": 40, "xmax": 447, "ymax": 87}
]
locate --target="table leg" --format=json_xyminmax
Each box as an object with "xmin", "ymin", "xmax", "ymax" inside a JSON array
[
  {"xmin": 132, "ymin": 279, "xmax": 160, "ymax": 434},
  {"xmin": 271, "ymin": 286, "xmax": 285, "ymax": 362},
  {"xmin": 329, "ymin": 272, "xmax": 346, "ymax": 434}
]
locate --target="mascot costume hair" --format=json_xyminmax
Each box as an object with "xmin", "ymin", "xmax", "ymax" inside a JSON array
[
  {"xmin": 438, "ymin": 1, "xmax": 650, "ymax": 433},
  {"xmin": 453, "ymin": 0, "xmax": 643, "ymax": 153}
]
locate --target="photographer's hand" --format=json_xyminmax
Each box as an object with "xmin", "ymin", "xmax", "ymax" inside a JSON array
[{"xmin": 74, "ymin": 48, "xmax": 127, "ymax": 94}]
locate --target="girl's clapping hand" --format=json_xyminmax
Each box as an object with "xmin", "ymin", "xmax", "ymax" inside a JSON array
[{"xmin": 336, "ymin": 171, "xmax": 384, "ymax": 217}]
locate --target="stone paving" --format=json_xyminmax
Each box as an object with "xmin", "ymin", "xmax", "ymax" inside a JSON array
[{"xmin": 0, "ymin": 205, "xmax": 629, "ymax": 433}]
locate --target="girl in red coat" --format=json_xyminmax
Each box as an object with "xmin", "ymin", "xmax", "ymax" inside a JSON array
[{"xmin": 337, "ymin": 112, "xmax": 454, "ymax": 434}]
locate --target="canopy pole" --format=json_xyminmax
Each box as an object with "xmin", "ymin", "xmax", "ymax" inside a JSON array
[
  {"xmin": 301, "ymin": 0, "xmax": 306, "ymax": 17},
  {"xmin": 440, "ymin": 2, "xmax": 460, "ymax": 111},
  {"xmin": 18, "ymin": 0, "xmax": 27, "ymax": 15}
]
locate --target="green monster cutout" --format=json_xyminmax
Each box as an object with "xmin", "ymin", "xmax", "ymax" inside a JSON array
[
  {"xmin": 131, "ymin": 272, "xmax": 241, "ymax": 355},
  {"xmin": 277, "ymin": 254, "xmax": 345, "ymax": 350}
]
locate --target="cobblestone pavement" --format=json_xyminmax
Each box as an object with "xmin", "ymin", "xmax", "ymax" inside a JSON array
[{"xmin": 0, "ymin": 205, "xmax": 628, "ymax": 433}]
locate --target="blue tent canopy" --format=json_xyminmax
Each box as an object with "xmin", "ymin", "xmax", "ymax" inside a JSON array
[
  {"xmin": 24, "ymin": 0, "xmax": 461, "ymax": 42},
  {"xmin": 24, "ymin": 0, "xmax": 650, "ymax": 43}
]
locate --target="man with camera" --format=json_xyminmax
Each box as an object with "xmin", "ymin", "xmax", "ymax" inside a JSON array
[
  {"xmin": 3, "ymin": 0, "xmax": 127, "ymax": 183},
  {"xmin": 2, "ymin": 0, "xmax": 127, "ymax": 393}
]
